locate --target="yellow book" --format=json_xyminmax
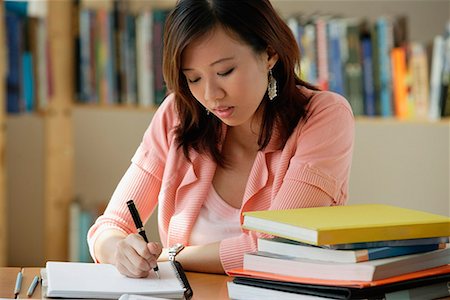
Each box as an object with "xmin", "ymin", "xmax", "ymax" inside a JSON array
[{"xmin": 242, "ymin": 204, "xmax": 450, "ymax": 246}]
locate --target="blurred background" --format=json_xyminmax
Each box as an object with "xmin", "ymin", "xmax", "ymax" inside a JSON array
[{"xmin": 1, "ymin": 0, "xmax": 449, "ymax": 268}]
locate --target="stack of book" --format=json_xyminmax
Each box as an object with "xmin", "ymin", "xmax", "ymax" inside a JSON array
[{"xmin": 228, "ymin": 204, "xmax": 450, "ymax": 299}]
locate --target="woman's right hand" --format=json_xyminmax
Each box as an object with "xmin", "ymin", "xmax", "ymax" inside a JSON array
[{"xmin": 114, "ymin": 233, "xmax": 162, "ymax": 278}]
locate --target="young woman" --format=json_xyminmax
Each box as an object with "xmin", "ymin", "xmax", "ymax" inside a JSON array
[{"xmin": 88, "ymin": 0, "xmax": 354, "ymax": 277}]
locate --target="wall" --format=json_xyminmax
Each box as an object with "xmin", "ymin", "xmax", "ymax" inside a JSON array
[
  {"xmin": 6, "ymin": 115, "xmax": 45, "ymax": 266},
  {"xmin": 72, "ymin": 107, "xmax": 159, "ymax": 240},
  {"xmin": 348, "ymin": 119, "xmax": 450, "ymax": 216}
]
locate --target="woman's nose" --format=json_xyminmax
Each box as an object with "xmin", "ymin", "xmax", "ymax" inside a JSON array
[{"xmin": 204, "ymin": 79, "xmax": 225, "ymax": 102}]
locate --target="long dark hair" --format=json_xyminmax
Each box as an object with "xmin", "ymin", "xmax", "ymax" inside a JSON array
[{"xmin": 163, "ymin": 0, "xmax": 318, "ymax": 166}]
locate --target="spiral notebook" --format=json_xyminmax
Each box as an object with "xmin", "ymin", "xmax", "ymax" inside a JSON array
[{"xmin": 44, "ymin": 261, "xmax": 193, "ymax": 299}]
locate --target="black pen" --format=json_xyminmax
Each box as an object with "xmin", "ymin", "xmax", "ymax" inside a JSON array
[{"xmin": 127, "ymin": 199, "xmax": 160, "ymax": 279}]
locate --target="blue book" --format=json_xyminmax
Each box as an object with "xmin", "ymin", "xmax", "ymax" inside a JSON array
[
  {"xmin": 327, "ymin": 19, "xmax": 345, "ymax": 96},
  {"xmin": 5, "ymin": 12, "xmax": 23, "ymax": 113},
  {"xmin": 22, "ymin": 52, "xmax": 34, "ymax": 112},
  {"xmin": 361, "ymin": 36, "xmax": 376, "ymax": 116},
  {"xmin": 79, "ymin": 210, "xmax": 93, "ymax": 263},
  {"xmin": 78, "ymin": 9, "xmax": 94, "ymax": 102},
  {"xmin": 375, "ymin": 17, "xmax": 393, "ymax": 117},
  {"xmin": 5, "ymin": 1, "xmax": 28, "ymax": 16},
  {"xmin": 324, "ymin": 236, "xmax": 450, "ymax": 250},
  {"xmin": 258, "ymin": 237, "xmax": 447, "ymax": 263}
]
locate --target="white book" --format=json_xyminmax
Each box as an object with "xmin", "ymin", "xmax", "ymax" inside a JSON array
[
  {"xmin": 45, "ymin": 261, "xmax": 188, "ymax": 299},
  {"xmin": 428, "ymin": 35, "xmax": 445, "ymax": 120},
  {"xmin": 68, "ymin": 201, "xmax": 81, "ymax": 262},
  {"xmin": 227, "ymin": 282, "xmax": 328, "ymax": 300},
  {"xmin": 136, "ymin": 11, "xmax": 154, "ymax": 107},
  {"xmin": 243, "ymin": 247, "xmax": 450, "ymax": 282}
]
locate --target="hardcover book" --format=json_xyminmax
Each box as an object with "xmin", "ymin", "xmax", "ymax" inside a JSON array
[
  {"xmin": 257, "ymin": 237, "xmax": 445, "ymax": 263},
  {"xmin": 242, "ymin": 204, "xmax": 450, "ymax": 246},
  {"xmin": 243, "ymin": 247, "xmax": 450, "ymax": 282}
]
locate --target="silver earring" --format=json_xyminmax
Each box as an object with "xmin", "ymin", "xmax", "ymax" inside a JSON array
[
  {"xmin": 268, "ymin": 69, "xmax": 277, "ymax": 101},
  {"xmin": 206, "ymin": 108, "xmax": 210, "ymax": 115}
]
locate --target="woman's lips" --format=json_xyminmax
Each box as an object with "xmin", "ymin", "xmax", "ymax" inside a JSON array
[{"xmin": 213, "ymin": 106, "xmax": 234, "ymax": 118}]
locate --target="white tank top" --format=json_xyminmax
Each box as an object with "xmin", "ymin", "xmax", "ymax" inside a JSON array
[{"xmin": 189, "ymin": 185, "xmax": 242, "ymax": 245}]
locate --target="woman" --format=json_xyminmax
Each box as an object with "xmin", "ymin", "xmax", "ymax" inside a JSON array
[{"xmin": 87, "ymin": 0, "xmax": 354, "ymax": 277}]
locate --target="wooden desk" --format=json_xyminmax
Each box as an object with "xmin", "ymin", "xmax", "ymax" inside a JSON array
[
  {"xmin": 0, "ymin": 267, "xmax": 21, "ymax": 298},
  {"xmin": 4, "ymin": 267, "xmax": 232, "ymax": 299}
]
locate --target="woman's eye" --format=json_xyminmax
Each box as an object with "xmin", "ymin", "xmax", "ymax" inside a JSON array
[
  {"xmin": 188, "ymin": 77, "xmax": 200, "ymax": 84},
  {"xmin": 218, "ymin": 68, "xmax": 234, "ymax": 77}
]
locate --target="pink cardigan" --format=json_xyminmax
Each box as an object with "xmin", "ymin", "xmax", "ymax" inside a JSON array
[{"xmin": 87, "ymin": 87, "xmax": 354, "ymax": 272}]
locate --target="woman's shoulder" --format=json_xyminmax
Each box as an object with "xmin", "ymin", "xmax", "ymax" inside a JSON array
[
  {"xmin": 152, "ymin": 93, "xmax": 179, "ymax": 124},
  {"xmin": 300, "ymin": 86, "xmax": 353, "ymax": 116}
]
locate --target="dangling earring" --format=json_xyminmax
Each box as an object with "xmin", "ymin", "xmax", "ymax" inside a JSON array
[
  {"xmin": 268, "ymin": 69, "xmax": 277, "ymax": 101},
  {"xmin": 205, "ymin": 108, "xmax": 210, "ymax": 115}
]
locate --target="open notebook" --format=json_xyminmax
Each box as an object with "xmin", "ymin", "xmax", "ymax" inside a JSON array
[{"xmin": 44, "ymin": 261, "xmax": 192, "ymax": 299}]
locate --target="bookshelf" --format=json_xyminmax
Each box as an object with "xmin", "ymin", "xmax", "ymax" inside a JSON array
[
  {"xmin": 3, "ymin": 0, "xmax": 450, "ymax": 266},
  {"xmin": 0, "ymin": 1, "xmax": 7, "ymax": 267},
  {"xmin": 4, "ymin": 0, "xmax": 74, "ymax": 266}
]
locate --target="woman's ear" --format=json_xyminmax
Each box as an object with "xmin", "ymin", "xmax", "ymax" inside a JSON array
[{"xmin": 266, "ymin": 46, "xmax": 279, "ymax": 69}]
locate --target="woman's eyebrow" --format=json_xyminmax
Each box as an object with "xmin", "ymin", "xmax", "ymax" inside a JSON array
[{"xmin": 182, "ymin": 56, "xmax": 235, "ymax": 71}]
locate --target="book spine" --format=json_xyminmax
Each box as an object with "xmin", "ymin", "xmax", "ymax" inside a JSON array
[
  {"xmin": 327, "ymin": 19, "xmax": 345, "ymax": 96},
  {"xmin": 428, "ymin": 35, "xmax": 445, "ymax": 120},
  {"xmin": 315, "ymin": 17, "xmax": 329, "ymax": 90},
  {"xmin": 391, "ymin": 47, "xmax": 408, "ymax": 119},
  {"xmin": 361, "ymin": 36, "xmax": 376, "ymax": 116},
  {"xmin": 152, "ymin": 9, "xmax": 168, "ymax": 105},
  {"xmin": 409, "ymin": 43, "xmax": 429, "ymax": 119},
  {"xmin": 376, "ymin": 17, "xmax": 393, "ymax": 117},
  {"xmin": 5, "ymin": 12, "xmax": 23, "ymax": 113},
  {"xmin": 344, "ymin": 19, "xmax": 364, "ymax": 116},
  {"xmin": 79, "ymin": 9, "xmax": 93, "ymax": 102},
  {"xmin": 22, "ymin": 52, "xmax": 34, "ymax": 112}
]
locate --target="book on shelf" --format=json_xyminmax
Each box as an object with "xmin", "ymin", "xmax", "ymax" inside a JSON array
[
  {"xmin": 391, "ymin": 47, "xmax": 408, "ymax": 119},
  {"xmin": 5, "ymin": 1, "xmax": 50, "ymax": 114},
  {"xmin": 76, "ymin": 3, "xmax": 169, "ymax": 107},
  {"xmin": 44, "ymin": 261, "xmax": 192, "ymax": 299},
  {"xmin": 343, "ymin": 17, "xmax": 364, "ymax": 116},
  {"xmin": 360, "ymin": 22, "xmax": 376, "ymax": 116},
  {"xmin": 242, "ymin": 247, "xmax": 450, "ymax": 282},
  {"xmin": 374, "ymin": 16, "xmax": 394, "ymax": 117},
  {"xmin": 242, "ymin": 204, "xmax": 450, "ymax": 246},
  {"xmin": 440, "ymin": 21, "xmax": 450, "ymax": 117},
  {"xmin": 409, "ymin": 43, "xmax": 430, "ymax": 119},
  {"xmin": 68, "ymin": 199, "xmax": 107, "ymax": 263},
  {"xmin": 429, "ymin": 34, "xmax": 445, "ymax": 120},
  {"xmin": 326, "ymin": 18, "xmax": 345, "ymax": 97},
  {"xmin": 5, "ymin": 11, "xmax": 23, "ymax": 114},
  {"xmin": 257, "ymin": 237, "xmax": 446, "ymax": 263}
]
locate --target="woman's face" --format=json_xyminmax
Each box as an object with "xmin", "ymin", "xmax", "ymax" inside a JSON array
[{"xmin": 181, "ymin": 26, "xmax": 278, "ymax": 127}]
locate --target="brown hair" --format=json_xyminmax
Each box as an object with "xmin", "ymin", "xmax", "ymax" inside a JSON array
[{"xmin": 163, "ymin": 0, "xmax": 318, "ymax": 166}]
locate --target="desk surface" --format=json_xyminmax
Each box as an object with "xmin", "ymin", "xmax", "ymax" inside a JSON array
[{"xmin": 0, "ymin": 267, "xmax": 232, "ymax": 299}]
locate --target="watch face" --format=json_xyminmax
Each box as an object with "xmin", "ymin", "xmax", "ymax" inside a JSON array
[{"xmin": 169, "ymin": 243, "xmax": 185, "ymax": 260}]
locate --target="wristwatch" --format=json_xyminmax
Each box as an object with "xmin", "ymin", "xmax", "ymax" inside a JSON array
[{"xmin": 168, "ymin": 243, "xmax": 185, "ymax": 261}]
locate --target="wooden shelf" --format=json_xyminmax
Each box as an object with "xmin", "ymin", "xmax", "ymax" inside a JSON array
[
  {"xmin": 43, "ymin": 0, "xmax": 75, "ymax": 262},
  {"xmin": 0, "ymin": 1, "xmax": 7, "ymax": 267}
]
